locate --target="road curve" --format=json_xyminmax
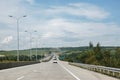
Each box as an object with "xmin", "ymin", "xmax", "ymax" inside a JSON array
[{"xmin": 0, "ymin": 60, "xmax": 119, "ymax": 80}]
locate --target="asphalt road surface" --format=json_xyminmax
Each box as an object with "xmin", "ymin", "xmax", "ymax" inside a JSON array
[{"xmin": 0, "ymin": 60, "xmax": 119, "ymax": 80}]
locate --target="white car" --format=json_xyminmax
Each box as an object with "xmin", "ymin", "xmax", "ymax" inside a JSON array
[{"xmin": 53, "ymin": 61, "xmax": 57, "ymax": 63}]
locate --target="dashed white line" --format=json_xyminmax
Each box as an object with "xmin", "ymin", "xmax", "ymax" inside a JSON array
[
  {"xmin": 16, "ymin": 76, "xmax": 24, "ymax": 80},
  {"xmin": 59, "ymin": 63, "xmax": 81, "ymax": 80},
  {"xmin": 33, "ymin": 70, "xmax": 37, "ymax": 72}
]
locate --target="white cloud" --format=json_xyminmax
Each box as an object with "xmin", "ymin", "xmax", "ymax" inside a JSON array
[
  {"xmin": 46, "ymin": 2, "xmax": 109, "ymax": 20},
  {"xmin": 0, "ymin": 0, "xmax": 30, "ymax": 26},
  {"xmin": 1, "ymin": 36, "xmax": 13, "ymax": 44},
  {"xmin": 42, "ymin": 32, "xmax": 56, "ymax": 38},
  {"xmin": 69, "ymin": 3, "xmax": 109, "ymax": 19},
  {"xmin": 25, "ymin": 0, "xmax": 35, "ymax": 5},
  {"xmin": 0, "ymin": 1, "xmax": 119, "ymax": 49},
  {"xmin": 35, "ymin": 18, "xmax": 120, "ymax": 45}
]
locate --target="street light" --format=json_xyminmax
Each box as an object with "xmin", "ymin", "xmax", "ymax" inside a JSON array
[
  {"xmin": 9, "ymin": 15, "xmax": 27, "ymax": 61},
  {"xmin": 34, "ymin": 30, "xmax": 38, "ymax": 61},
  {"xmin": 25, "ymin": 30, "xmax": 37, "ymax": 61}
]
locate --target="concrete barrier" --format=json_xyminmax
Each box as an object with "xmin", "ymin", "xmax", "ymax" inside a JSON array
[
  {"xmin": 0, "ymin": 61, "xmax": 40, "ymax": 70},
  {"xmin": 69, "ymin": 62, "xmax": 120, "ymax": 78}
]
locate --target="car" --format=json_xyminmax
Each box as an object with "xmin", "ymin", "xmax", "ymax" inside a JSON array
[
  {"xmin": 53, "ymin": 58, "xmax": 57, "ymax": 60},
  {"xmin": 53, "ymin": 61, "xmax": 57, "ymax": 63}
]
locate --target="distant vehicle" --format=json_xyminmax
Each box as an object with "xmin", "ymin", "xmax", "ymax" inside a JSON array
[
  {"xmin": 53, "ymin": 61, "xmax": 57, "ymax": 63},
  {"xmin": 53, "ymin": 58, "xmax": 57, "ymax": 60}
]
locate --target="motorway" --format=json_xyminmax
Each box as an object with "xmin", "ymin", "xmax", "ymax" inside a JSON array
[{"xmin": 0, "ymin": 60, "xmax": 119, "ymax": 80}]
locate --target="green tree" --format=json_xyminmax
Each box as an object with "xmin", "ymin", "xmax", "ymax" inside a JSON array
[{"xmin": 89, "ymin": 42, "xmax": 93, "ymax": 49}]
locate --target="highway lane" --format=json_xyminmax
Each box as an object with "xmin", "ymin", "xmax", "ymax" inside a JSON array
[
  {"xmin": 0, "ymin": 61, "xmax": 76, "ymax": 80},
  {"xmin": 59, "ymin": 61, "xmax": 119, "ymax": 80},
  {"xmin": 0, "ymin": 60, "xmax": 119, "ymax": 80}
]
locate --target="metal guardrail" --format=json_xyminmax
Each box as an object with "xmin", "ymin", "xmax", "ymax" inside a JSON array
[{"xmin": 69, "ymin": 62, "xmax": 120, "ymax": 78}]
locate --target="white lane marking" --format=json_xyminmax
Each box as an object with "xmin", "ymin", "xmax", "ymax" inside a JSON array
[
  {"xmin": 16, "ymin": 76, "xmax": 24, "ymax": 80},
  {"xmin": 59, "ymin": 63, "xmax": 81, "ymax": 80},
  {"xmin": 33, "ymin": 70, "xmax": 37, "ymax": 72}
]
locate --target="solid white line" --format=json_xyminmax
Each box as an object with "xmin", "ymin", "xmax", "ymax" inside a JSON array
[
  {"xmin": 16, "ymin": 76, "xmax": 24, "ymax": 80},
  {"xmin": 33, "ymin": 70, "xmax": 37, "ymax": 72},
  {"xmin": 59, "ymin": 63, "xmax": 81, "ymax": 80}
]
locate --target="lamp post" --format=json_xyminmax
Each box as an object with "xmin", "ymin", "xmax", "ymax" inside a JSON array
[
  {"xmin": 25, "ymin": 30, "xmax": 37, "ymax": 61},
  {"xmin": 9, "ymin": 15, "xmax": 27, "ymax": 61},
  {"xmin": 34, "ymin": 30, "xmax": 38, "ymax": 61}
]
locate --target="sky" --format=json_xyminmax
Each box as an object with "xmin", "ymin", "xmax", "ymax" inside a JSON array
[{"xmin": 0, "ymin": 0, "xmax": 120, "ymax": 50}]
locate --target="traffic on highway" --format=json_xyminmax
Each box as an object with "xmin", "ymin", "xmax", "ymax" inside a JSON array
[
  {"xmin": 0, "ymin": 54, "xmax": 118, "ymax": 80},
  {"xmin": 0, "ymin": 0, "xmax": 120, "ymax": 80}
]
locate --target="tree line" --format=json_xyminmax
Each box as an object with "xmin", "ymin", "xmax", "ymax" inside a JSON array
[
  {"xmin": 0, "ymin": 55, "xmax": 44, "ymax": 62},
  {"xmin": 59, "ymin": 42, "xmax": 120, "ymax": 68},
  {"xmin": 0, "ymin": 49, "xmax": 52, "ymax": 62}
]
